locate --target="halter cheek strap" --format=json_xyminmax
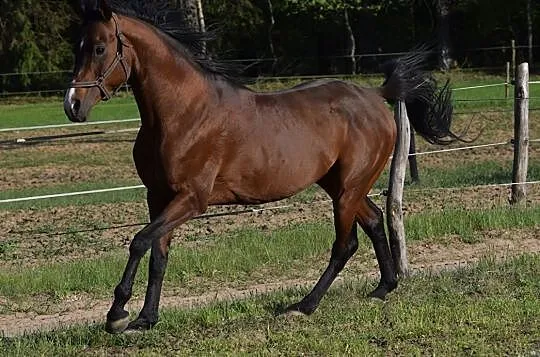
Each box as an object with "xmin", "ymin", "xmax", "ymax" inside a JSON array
[{"xmin": 70, "ymin": 14, "xmax": 131, "ymax": 101}]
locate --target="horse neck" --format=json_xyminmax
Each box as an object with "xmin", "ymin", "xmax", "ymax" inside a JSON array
[{"xmin": 119, "ymin": 15, "xmax": 212, "ymax": 130}]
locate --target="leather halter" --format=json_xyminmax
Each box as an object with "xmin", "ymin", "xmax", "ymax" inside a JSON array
[{"xmin": 69, "ymin": 15, "xmax": 131, "ymax": 101}]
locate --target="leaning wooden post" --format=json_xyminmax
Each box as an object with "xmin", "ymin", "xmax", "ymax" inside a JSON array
[
  {"xmin": 408, "ymin": 131, "xmax": 420, "ymax": 183},
  {"xmin": 511, "ymin": 63, "xmax": 529, "ymax": 205},
  {"xmin": 387, "ymin": 100, "xmax": 410, "ymax": 278}
]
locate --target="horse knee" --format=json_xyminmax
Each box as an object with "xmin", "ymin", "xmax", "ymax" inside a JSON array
[{"xmin": 129, "ymin": 233, "xmax": 152, "ymax": 257}]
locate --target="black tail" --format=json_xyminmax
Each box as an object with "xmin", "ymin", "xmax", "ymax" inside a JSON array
[{"xmin": 380, "ymin": 47, "xmax": 463, "ymax": 145}]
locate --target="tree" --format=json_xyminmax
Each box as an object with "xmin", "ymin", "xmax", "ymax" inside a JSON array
[
  {"xmin": 0, "ymin": 0, "xmax": 73, "ymax": 91},
  {"xmin": 280, "ymin": 0, "xmax": 382, "ymax": 74},
  {"xmin": 265, "ymin": 0, "xmax": 278, "ymax": 74},
  {"xmin": 176, "ymin": 0, "xmax": 205, "ymax": 32},
  {"xmin": 202, "ymin": 0, "xmax": 266, "ymax": 63},
  {"xmin": 435, "ymin": 0, "xmax": 453, "ymax": 70},
  {"xmin": 526, "ymin": 0, "xmax": 533, "ymax": 66}
]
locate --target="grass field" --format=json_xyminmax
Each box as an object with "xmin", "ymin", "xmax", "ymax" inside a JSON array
[
  {"xmin": 0, "ymin": 71, "xmax": 539, "ymax": 354},
  {"xmin": 1, "ymin": 255, "xmax": 539, "ymax": 355}
]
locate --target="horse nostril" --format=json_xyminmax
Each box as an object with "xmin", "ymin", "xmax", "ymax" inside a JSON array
[{"xmin": 71, "ymin": 99, "xmax": 81, "ymax": 116}]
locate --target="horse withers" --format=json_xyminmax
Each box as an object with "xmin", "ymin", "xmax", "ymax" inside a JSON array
[{"xmin": 65, "ymin": 0, "xmax": 459, "ymax": 333}]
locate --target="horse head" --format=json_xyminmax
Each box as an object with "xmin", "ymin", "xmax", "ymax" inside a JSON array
[{"xmin": 65, "ymin": 0, "xmax": 132, "ymax": 122}]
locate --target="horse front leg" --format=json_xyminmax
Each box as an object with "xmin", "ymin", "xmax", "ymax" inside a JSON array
[
  {"xmin": 105, "ymin": 189, "xmax": 206, "ymax": 334},
  {"xmin": 128, "ymin": 190, "xmax": 173, "ymax": 331}
]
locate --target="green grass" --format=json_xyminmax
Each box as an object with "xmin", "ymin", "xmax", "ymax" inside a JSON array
[
  {"xmin": 410, "ymin": 160, "xmax": 540, "ymax": 188},
  {"xmin": 373, "ymin": 159, "xmax": 540, "ymax": 192},
  {"xmin": 0, "ymin": 96, "xmax": 138, "ymax": 129},
  {"xmin": 0, "ymin": 180, "xmax": 145, "ymax": 210},
  {"xmin": 0, "ymin": 223, "xmax": 334, "ymax": 299},
  {"xmin": 0, "ymin": 205, "xmax": 538, "ymax": 300},
  {"xmin": 1, "ymin": 255, "xmax": 539, "ymax": 356},
  {"xmin": 0, "ymin": 143, "xmax": 135, "ymax": 170},
  {"xmin": 406, "ymin": 205, "xmax": 540, "ymax": 243}
]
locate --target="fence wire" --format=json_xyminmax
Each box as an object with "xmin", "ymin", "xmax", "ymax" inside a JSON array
[
  {"xmin": 2, "ymin": 134, "xmax": 539, "ymax": 204},
  {"xmin": 7, "ymin": 181, "xmax": 539, "ymax": 238}
]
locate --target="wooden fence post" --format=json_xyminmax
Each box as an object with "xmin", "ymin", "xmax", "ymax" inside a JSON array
[
  {"xmin": 511, "ymin": 40, "xmax": 516, "ymax": 76},
  {"xmin": 511, "ymin": 63, "xmax": 529, "ymax": 205},
  {"xmin": 387, "ymin": 100, "xmax": 410, "ymax": 278},
  {"xmin": 505, "ymin": 62, "xmax": 510, "ymax": 99}
]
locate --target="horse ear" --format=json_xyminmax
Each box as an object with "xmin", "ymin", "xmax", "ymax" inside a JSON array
[
  {"xmin": 97, "ymin": 0, "xmax": 113, "ymax": 20},
  {"xmin": 79, "ymin": 0, "xmax": 112, "ymax": 21}
]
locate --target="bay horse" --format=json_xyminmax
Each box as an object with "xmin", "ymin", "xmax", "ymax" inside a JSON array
[{"xmin": 65, "ymin": 0, "xmax": 458, "ymax": 334}]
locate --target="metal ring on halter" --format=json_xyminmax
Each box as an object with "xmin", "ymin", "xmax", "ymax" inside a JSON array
[{"xmin": 69, "ymin": 14, "xmax": 131, "ymax": 101}]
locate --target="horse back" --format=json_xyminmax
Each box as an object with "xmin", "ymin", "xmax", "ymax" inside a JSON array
[{"xmin": 210, "ymin": 79, "xmax": 395, "ymax": 204}]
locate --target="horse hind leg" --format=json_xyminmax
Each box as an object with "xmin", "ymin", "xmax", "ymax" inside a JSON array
[
  {"xmin": 357, "ymin": 197, "xmax": 398, "ymax": 299},
  {"xmin": 285, "ymin": 192, "xmax": 359, "ymax": 315}
]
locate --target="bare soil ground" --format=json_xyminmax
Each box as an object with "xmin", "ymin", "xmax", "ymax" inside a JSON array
[{"xmin": 1, "ymin": 185, "xmax": 539, "ymax": 269}]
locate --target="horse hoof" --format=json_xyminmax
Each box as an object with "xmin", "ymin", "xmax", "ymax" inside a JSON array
[
  {"xmin": 105, "ymin": 315, "xmax": 130, "ymax": 334},
  {"xmin": 281, "ymin": 302, "xmax": 317, "ymax": 317},
  {"xmin": 281, "ymin": 309, "xmax": 308, "ymax": 318}
]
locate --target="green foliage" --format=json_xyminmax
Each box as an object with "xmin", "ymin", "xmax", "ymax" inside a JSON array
[
  {"xmin": 282, "ymin": 0, "xmax": 381, "ymax": 16},
  {"xmin": 0, "ymin": 0, "xmax": 74, "ymax": 91},
  {"xmin": 203, "ymin": 0, "xmax": 266, "ymax": 58}
]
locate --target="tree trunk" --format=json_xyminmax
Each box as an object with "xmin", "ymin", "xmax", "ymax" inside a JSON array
[
  {"xmin": 527, "ymin": 0, "xmax": 533, "ymax": 67},
  {"xmin": 177, "ymin": 0, "xmax": 197, "ymax": 29},
  {"xmin": 435, "ymin": 0, "xmax": 452, "ymax": 71},
  {"xmin": 196, "ymin": 0, "xmax": 206, "ymax": 33},
  {"xmin": 344, "ymin": 8, "xmax": 356, "ymax": 74},
  {"xmin": 177, "ymin": 0, "xmax": 206, "ymax": 53},
  {"xmin": 266, "ymin": 0, "xmax": 277, "ymax": 75},
  {"xmin": 178, "ymin": 0, "xmax": 205, "ymax": 33}
]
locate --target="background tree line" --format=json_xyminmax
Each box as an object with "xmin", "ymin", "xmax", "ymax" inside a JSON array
[{"xmin": 0, "ymin": 0, "xmax": 538, "ymax": 93}]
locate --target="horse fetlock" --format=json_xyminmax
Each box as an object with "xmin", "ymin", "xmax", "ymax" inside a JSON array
[
  {"xmin": 386, "ymin": 277, "xmax": 398, "ymax": 292},
  {"xmin": 368, "ymin": 279, "xmax": 398, "ymax": 300},
  {"xmin": 127, "ymin": 316, "xmax": 157, "ymax": 331}
]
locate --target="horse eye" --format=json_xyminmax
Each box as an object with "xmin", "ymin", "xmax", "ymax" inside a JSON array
[{"xmin": 95, "ymin": 45, "xmax": 106, "ymax": 57}]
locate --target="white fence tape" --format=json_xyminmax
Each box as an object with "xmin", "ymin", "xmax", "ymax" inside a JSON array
[
  {"xmin": 0, "ymin": 118, "xmax": 140, "ymax": 133},
  {"xmin": 452, "ymin": 83, "xmax": 508, "ymax": 91},
  {"xmin": 0, "ymin": 185, "xmax": 145, "ymax": 204}
]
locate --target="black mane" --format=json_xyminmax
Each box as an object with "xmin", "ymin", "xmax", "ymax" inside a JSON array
[{"xmin": 104, "ymin": 0, "xmax": 247, "ymax": 85}]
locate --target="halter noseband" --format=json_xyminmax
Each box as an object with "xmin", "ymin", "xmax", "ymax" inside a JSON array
[{"xmin": 70, "ymin": 15, "xmax": 131, "ymax": 101}]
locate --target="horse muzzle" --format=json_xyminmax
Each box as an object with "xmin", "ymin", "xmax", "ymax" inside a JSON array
[{"xmin": 64, "ymin": 87, "xmax": 91, "ymax": 123}]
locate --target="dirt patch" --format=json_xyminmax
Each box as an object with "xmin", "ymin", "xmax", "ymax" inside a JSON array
[
  {"xmin": 1, "ymin": 185, "xmax": 539, "ymax": 269},
  {"xmin": 404, "ymin": 185, "xmax": 540, "ymax": 214},
  {"xmin": 0, "ymin": 165, "xmax": 137, "ymax": 191},
  {"xmin": 0, "ymin": 230, "xmax": 538, "ymax": 337}
]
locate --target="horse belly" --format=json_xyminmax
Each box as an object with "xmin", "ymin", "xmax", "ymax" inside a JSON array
[{"xmin": 217, "ymin": 149, "xmax": 335, "ymax": 205}]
